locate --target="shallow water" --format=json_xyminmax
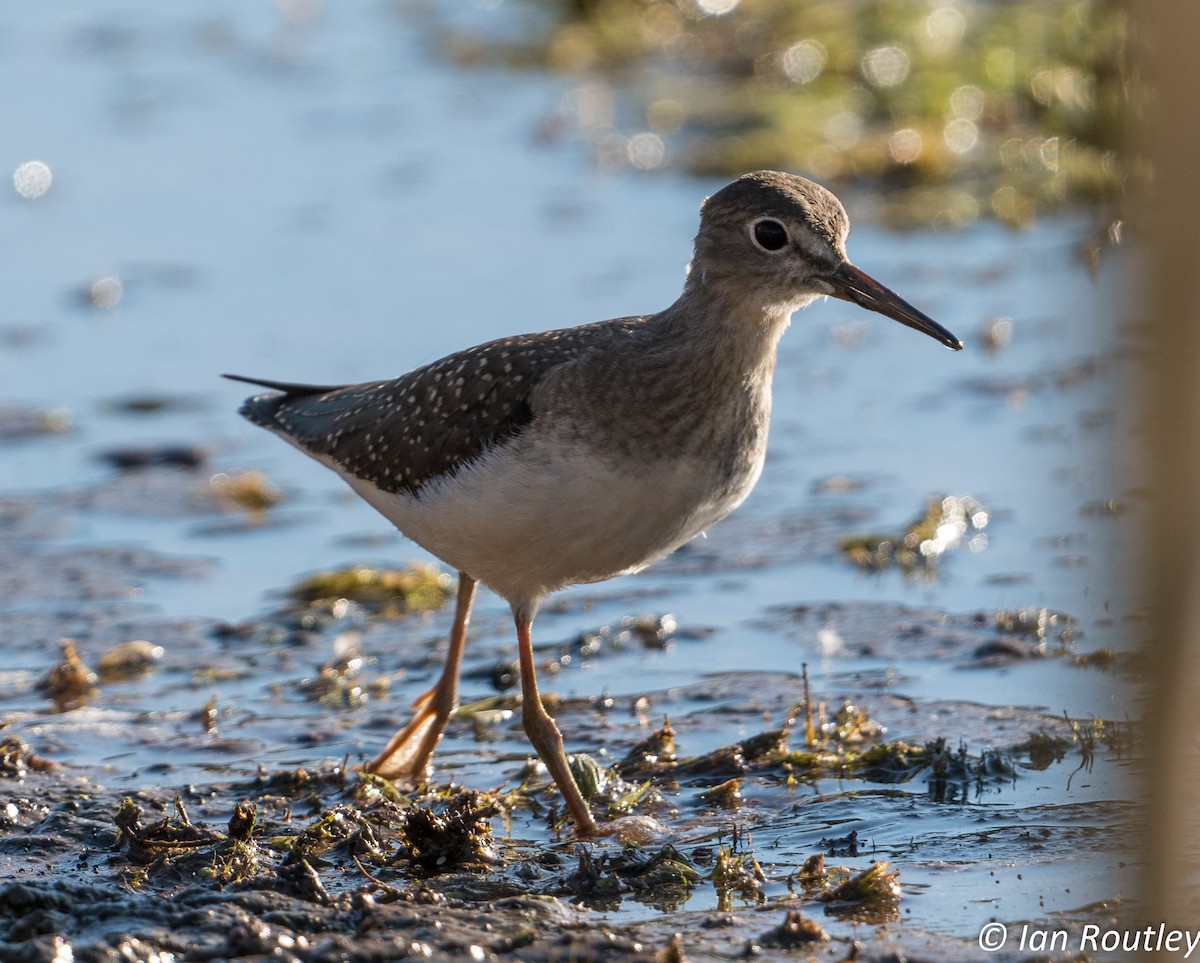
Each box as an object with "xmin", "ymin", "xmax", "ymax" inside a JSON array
[{"xmin": 0, "ymin": 3, "xmax": 1140, "ymax": 960}]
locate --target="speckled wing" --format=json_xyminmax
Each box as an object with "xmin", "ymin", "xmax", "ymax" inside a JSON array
[{"xmin": 227, "ymin": 317, "xmax": 646, "ymax": 496}]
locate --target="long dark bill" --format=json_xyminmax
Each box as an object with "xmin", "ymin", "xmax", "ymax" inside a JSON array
[{"xmin": 827, "ymin": 262, "xmax": 963, "ymax": 351}]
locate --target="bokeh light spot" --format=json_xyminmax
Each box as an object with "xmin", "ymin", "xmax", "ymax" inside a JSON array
[
  {"xmin": 888, "ymin": 128, "xmax": 923, "ymax": 164},
  {"xmin": 1040, "ymin": 136, "xmax": 1059, "ymax": 171},
  {"xmin": 627, "ymin": 132, "xmax": 666, "ymax": 169},
  {"xmin": 943, "ymin": 117, "xmax": 978, "ymax": 154},
  {"xmin": 824, "ymin": 111, "xmax": 864, "ymax": 149},
  {"xmin": 991, "ymin": 185, "xmax": 1035, "ymax": 227},
  {"xmin": 782, "ymin": 40, "xmax": 826, "ymax": 85},
  {"xmin": 923, "ymin": 5, "xmax": 966, "ymax": 52},
  {"xmin": 981, "ymin": 317, "xmax": 1013, "ymax": 352},
  {"xmin": 89, "ymin": 276, "xmax": 123, "ymax": 309},
  {"xmin": 861, "ymin": 45, "xmax": 910, "ymax": 88},
  {"xmin": 807, "ymin": 144, "xmax": 843, "ymax": 180},
  {"xmin": 13, "ymin": 160, "xmax": 52, "ymax": 199},
  {"xmin": 998, "ymin": 137, "xmax": 1025, "ymax": 169},
  {"xmin": 949, "ymin": 84, "xmax": 984, "ymax": 120},
  {"xmin": 690, "ymin": 0, "xmax": 740, "ymax": 16}
]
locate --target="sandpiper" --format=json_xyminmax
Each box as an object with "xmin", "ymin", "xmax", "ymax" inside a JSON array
[{"xmin": 227, "ymin": 170, "xmax": 961, "ymax": 835}]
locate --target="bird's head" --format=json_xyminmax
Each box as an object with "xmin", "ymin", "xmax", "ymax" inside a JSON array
[{"xmin": 692, "ymin": 170, "xmax": 962, "ymax": 350}]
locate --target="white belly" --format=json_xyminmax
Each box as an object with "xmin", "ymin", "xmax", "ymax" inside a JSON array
[{"xmin": 340, "ymin": 431, "xmax": 763, "ymax": 616}]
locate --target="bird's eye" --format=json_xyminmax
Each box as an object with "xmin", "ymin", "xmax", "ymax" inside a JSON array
[{"xmin": 751, "ymin": 218, "xmax": 789, "ymax": 252}]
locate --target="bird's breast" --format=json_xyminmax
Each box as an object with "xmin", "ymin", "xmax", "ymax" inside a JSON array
[{"xmin": 342, "ymin": 413, "xmax": 767, "ymax": 612}]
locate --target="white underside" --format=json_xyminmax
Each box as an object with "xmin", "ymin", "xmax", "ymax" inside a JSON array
[{"xmin": 314, "ymin": 431, "xmax": 761, "ymax": 618}]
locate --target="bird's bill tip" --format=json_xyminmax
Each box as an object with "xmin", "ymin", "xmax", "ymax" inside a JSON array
[{"xmin": 827, "ymin": 262, "xmax": 963, "ymax": 351}]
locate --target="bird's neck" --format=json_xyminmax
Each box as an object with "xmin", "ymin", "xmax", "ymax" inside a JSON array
[
  {"xmin": 559, "ymin": 274, "xmax": 795, "ymax": 467},
  {"xmin": 655, "ymin": 271, "xmax": 799, "ymax": 381}
]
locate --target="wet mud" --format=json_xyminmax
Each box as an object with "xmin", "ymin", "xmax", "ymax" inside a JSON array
[{"xmin": 0, "ymin": 477, "xmax": 1137, "ymax": 962}]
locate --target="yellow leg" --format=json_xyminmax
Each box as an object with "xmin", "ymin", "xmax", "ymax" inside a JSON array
[
  {"xmin": 516, "ymin": 617, "xmax": 598, "ymax": 834},
  {"xmin": 364, "ymin": 572, "xmax": 476, "ymax": 779}
]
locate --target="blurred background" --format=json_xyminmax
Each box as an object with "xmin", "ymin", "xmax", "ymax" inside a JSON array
[
  {"xmin": 1, "ymin": 0, "xmax": 1133, "ymax": 622},
  {"xmin": 5, "ymin": 0, "xmax": 1189, "ymax": 956}
]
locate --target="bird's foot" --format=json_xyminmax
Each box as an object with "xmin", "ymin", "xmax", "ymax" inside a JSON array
[{"xmin": 361, "ymin": 687, "xmax": 450, "ymax": 780}]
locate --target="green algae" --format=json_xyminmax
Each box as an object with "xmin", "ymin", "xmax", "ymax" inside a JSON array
[
  {"xmin": 286, "ymin": 563, "xmax": 455, "ymax": 618},
  {"xmin": 439, "ymin": 0, "xmax": 1131, "ymax": 227}
]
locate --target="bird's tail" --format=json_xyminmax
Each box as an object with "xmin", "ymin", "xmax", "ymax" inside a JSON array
[{"xmin": 222, "ymin": 373, "xmax": 342, "ymax": 397}]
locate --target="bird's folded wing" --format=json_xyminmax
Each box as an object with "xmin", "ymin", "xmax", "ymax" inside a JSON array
[{"xmin": 229, "ymin": 318, "xmax": 646, "ymax": 495}]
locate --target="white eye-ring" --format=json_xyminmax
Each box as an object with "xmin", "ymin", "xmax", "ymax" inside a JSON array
[{"xmin": 750, "ymin": 217, "xmax": 790, "ymax": 253}]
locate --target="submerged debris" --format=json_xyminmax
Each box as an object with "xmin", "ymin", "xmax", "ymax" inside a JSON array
[
  {"xmin": 677, "ymin": 725, "xmax": 791, "ymax": 779},
  {"xmin": 1080, "ymin": 497, "xmax": 1129, "ymax": 517},
  {"xmin": 97, "ymin": 639, "xmax": 165, "ymax": 680},
  {"xmin": 490, "ymin": 614, "xmax": 682, "ymax": 693},
  {"xmin": 395, "ymin": 791, "xmax": 500, "ymax": 873},
  {"xmin": 1020, "ymin": 729, "xmax": 1073, "ymax": 770},
  {"xmin": 0, "ymin": 735, "xmax": 60, "ymax": 778},
  {"xmin": 698, "ymin": 778, "xmax": 742, "ymax": 810},
  {"xmin": 564, "ymin": 753, "xmax": 658, "ymax": 822},
  {"xmin": 561, "ymin": 844, "xmax": 701, "ymax": 909},
  {"xmin": 115, "ymin": 797, "xmax": 220, "ymax": 866},
  {"xmin": 209, "ymin": 469, "xmax": 283, "ymax": 517},
  {"xmin": 208, "ymin": 801, "xmax": 268, "ymax": 885},
  {"xmin": 817, "ymin": 861, "xmax": 901, "ymax": 905},
  {"xmin": 760, "ymin": 910, "xmax": 830, "ymax": 948},
  {"xmin": 573, "ymin": 614, "xmax": 679, "ymax": 660},
  {"xmin": 287, "ymin": 563, "xmax": 453, "ymax": 618},
  {"xmin": 38, "ymin": 639, "xmax": 98, "ymax": 710},
  {"xmin": 617, "ymin": 717, "xmax": 677, "ymax": 775},
  {"xmin": 99, "ymin": 445, "xmax": 207, "ymax": 472},
  {"xmin": 993, "ymin": 606, "xmax": 1076, "ymax": 644},
  {"xmin": 1074, "ymin": 647, "xmax": 1117, "ymax": 669},
  {"xmin": 840, "ymin": 495, "xmax": 987, "ymax": 575},
  {"xmin": 296, "ymin": 645, "xmax": 383, "ymax": 710},
  {"xmin": 0, "ymin": 404, "xmax": 72, "ymax": 440},
  {"xmin": 712, "ymin": 843, "xmax": 766, "ymax": 911},
  {"xmin": 102, "ymin": 392, "xmax": 203, "ymax": 415}
]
